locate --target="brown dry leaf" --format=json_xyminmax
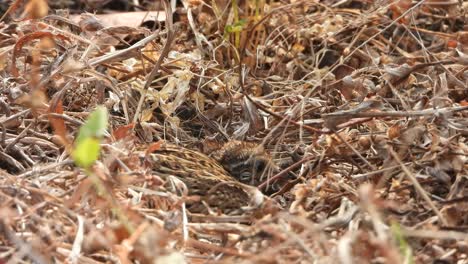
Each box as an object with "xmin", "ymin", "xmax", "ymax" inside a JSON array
[
  {"xmin": 190, "ymin": 91, "xmax": 205, "ymax": 111},
  {"xmin": 130, "ymin": 224, "xmax": 175, "ymax": 264},
  {"xmin": 0, "ymin": 52, "xmax": 6, "ymax": 71},
  {"xmin": 38, "ymin": 35, "xmax": 54, "ymax": 49},
  {"xmin": 66, "ymin": 178, "xmax": 93, "ymax": 208},
  {"xmin": 71, "ymin": 11, "xmax": 167, "ymax": 28},
  {"xmin": 140, "ymin": 108, "xmax": 154, "ymax": 122},
  {"xmin": 433, "ymin": 72, "xmax": 450, "ymax": 108},
  {"xmin": 340, "ymin": 75, "xmax": 372, "ymax": 100},
  {"xmin": 0, "ymin": 206, "xmax": 18, "ymax": 226},
  {"xmin": 441, "ymin": 205, "xmax": 468, "ymax": 226},
  {"xmin": 387, "ymin": 122, "xmax": 402, "ymax": 140},
  {"xmin": 426, "ymin": 167, "xmax": 451, "ymax": 184},
  {"xmin": 145, "ymin": 140, "xmax": 163, "ymax": 156},
  {"xmin": 82, "ymin": 227, "xmax": 117, "ymax": 254},
  {"xmin": 112, "ymin": 123, "xmax": 135, "ymax": 141},
  {"xmin": 47, "ymin": 98, "xmax": 69, "ymax": 148},
  {"xmin": 28, "ymin": 89, "xmax": 49, "ymax": 116},
  {"xmin": 358, "ymin": 135, "xmax": 371, "ymax": 150},
  {"xmin": 24, "ymin": 0, "xmax": 48, "ymax": 19},
  {"xmin": 242, "ymin": 97, "xmax": 262, "ymax": 133},
  {"xmin": 451, "ymin": 142, "xmax": 468, "ymax": 173},
  {"xmin": 159, "ymin": 70, "xmax": 193, "ymax": 116},
  {"xmin": 398, "ymin": 125, "xmax": 426, "ymax": 145},
  {"xmin": 78, "ymin": 13, "xmax": 104, "ymax": 32},
  {"xmin": 388, "ymin": 0, "xmax": 412, "ymax": 24}
]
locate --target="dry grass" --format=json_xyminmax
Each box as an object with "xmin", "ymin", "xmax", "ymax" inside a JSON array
[{"xmin": 0, "ymin": 0, "xmax": 467, "ymax": 263}]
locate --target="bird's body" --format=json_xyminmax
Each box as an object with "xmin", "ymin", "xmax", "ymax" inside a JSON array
[
  {"xmin": 147, "ymin": 141, "xmax": 275, "ymax": 213},
  {"xmin": 149, "ymin": 143, "xmax": 235, "ymax": 195}
]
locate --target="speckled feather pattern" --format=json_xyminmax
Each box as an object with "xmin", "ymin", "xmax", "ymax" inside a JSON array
[
  {"xmin": 148, "ymin": 142, "xmax": 265, "ymax": 213},
  {"xmin": 149, "ymin": 144, "xmax": 234, "ymax": 194},
  {"xmin": 212, "ymin": 140, "xmax": 277, "ymax": 186}
]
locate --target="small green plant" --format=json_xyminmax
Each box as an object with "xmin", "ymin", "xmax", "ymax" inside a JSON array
[
  {"xmin": 72, "ymin": 105, "xmax": 108, "ymax": 169},
  {"xmin": 224, "ymin": 19, "xmax": 247, "ymax": 47},
  {"xmin": 391, "ymin": 222, "xmax": 414, "ymax": 264},
  {"xmin": 72, "ymin": 106, "xmax": 134, "ymax": 233},
  {"xmin": 223, "ymin": 0, "xmax": 248, "ymax": 49}
]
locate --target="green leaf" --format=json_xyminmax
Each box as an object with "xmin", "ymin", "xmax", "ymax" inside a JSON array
[
  {"xmin": 391, "ymin": 222, "xmax": 414, "ymax": 264},
  {"xmin": 75, "ymin": 106, "xmax": 108, "ymax": 145},
  {"xmin": 225, "ymin": 25, "xmax": 234, "ymax": 33},
  {"xmin": 72, "ymin": 137, "xmax": 101, "ymax": 168},
  {"xmin": 224, "ymin": 19, "xmax": 247, "ymax": 34},
  {"xmin": 234, "ymin": 19, "xmax": 247, "ymax": 27},
  {"xmin": 72, "ymin": 106, "xmax": 108, "ymax": 169}
]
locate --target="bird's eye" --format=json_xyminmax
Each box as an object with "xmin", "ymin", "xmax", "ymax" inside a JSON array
[{"xmin": 239, "ymin": 171, "xmax": 251, "ymax": 182}]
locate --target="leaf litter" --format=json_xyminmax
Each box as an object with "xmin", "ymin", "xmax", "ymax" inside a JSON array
[{"xmin": 0, "ymin": 0, "xmax": 467, "ymax": 263}]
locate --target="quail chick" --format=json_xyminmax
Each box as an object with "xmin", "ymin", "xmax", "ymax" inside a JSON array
[
  {"xmin": 211, "ymin": 140, "xmax": 279, "ymax": 187},
  {"xmin": 147, "ymin": 141, "xmax": 276, "ymax": 213}
]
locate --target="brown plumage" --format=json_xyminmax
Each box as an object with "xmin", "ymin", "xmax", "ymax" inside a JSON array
[
  {"xmin": 211, "ymin": 141, "xmax": 278, "ymax": 186},
  {"xmin": 147, "ymin": 141, "xmax": 276, "ymax": 213}
]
